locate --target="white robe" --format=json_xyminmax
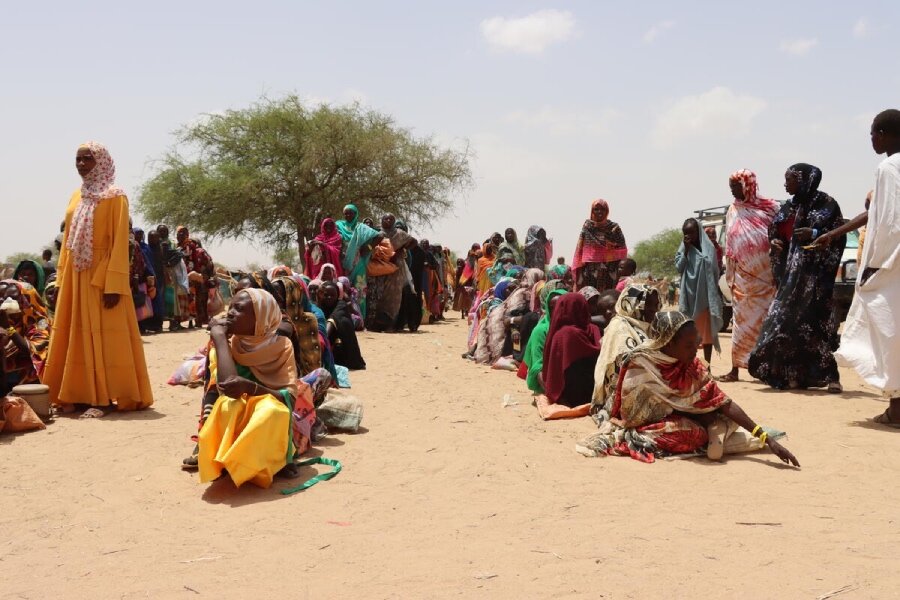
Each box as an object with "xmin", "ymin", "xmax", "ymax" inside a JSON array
[{"xmin": 835, "ymin": 153, "xmax": 900, "ymax": 396}]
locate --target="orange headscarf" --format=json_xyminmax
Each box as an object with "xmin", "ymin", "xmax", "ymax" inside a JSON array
[{"xmin": 229, "ymin": 288, "xmax": 299, "ymax": 399}]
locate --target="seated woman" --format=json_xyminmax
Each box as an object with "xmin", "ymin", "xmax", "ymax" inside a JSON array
[
  {"xmin": 475, "ymin": 268, "xmax": 544, "ymax": 365},
  {"xmin": 317, "ymin": 281, "xmax": 366, "ymax": 370},
  {"xmin": 541, "ymin": 293, "xmax": 601, "ymax": 408},
  {"xmin": 13, "ymin": 260, "xmax": 47, "ymax": 296},
  {"xmin": 590, "ymin": 283, "xmax": 659, "ymax": 424},
  {"xmin": 337, "ymin": 276, "xmax": 365, "ymax": 331},
  {"xmin": 197, "ymin": 288, "xmax": 300, "ymax": 488},
  {"xmin": 520, "ymin": 285, "xmax": 569, "ymax": 393},
  {"xmin": 43, "ymin": 278, "xmax": 59, "ymax": 323},
  {"xmin": 0, "ymin": 280, "xmax": 50, "ymax": 388},
  {"xmin": 578, "ymin": 311, "xmax": 800, "ymax": 466},
  {"xmin": 319, "ymin": 263, "xmax": 339, "ymax": 283}
]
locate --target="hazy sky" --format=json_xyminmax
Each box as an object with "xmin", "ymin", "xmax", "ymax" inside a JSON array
[{"xmin": 2, "ymin": 1, "xmax": 898, "ymax": 268}]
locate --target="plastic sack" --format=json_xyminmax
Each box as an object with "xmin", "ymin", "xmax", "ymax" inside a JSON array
[
  {"xmin": 167, "ymin": 355, "xmax": 207, "ymax": 387},
  {"xmin": 316, "ymin": 394, "xmax": 364, "ymax": 432}
]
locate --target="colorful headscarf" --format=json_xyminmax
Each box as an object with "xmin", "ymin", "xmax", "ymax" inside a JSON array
[
  {"xmin": 726, "ymin": 169, "xmax": 780, "ymax": 260},
  {"xmin": 335, "ymin": 204, "xmax": 360, "ymax": 243},
  {"xmin": 542, "ymin": 293, "xmax": 601, "ymax": 403},
  {"xmin": 67, "ymin": 142, "xmax": 125, "ymax": 271},
  {"xmin": 572, "ymin": 199, "xmax": 628, "ymax": 269},
  {"xmin": 316, "ymin": 218, "xmax": 344, "ymax": 249},
  {"xmin": 13, "ymin": 260, "xmax": 46, "ymax": 295},
  {"xmin": 548, "ymin": 264, "xmax": 571, "ymax": 280},
  {"xmin": 579, "ymin": 285, "xmax": 601, "ymax": 303},
  {"xmin": 641, "ymin": 310, "xmax": 693, "ymax": 351},
  {"xmin": 229, "ymin": 288, "xmax": 299, "ymax": 398}
]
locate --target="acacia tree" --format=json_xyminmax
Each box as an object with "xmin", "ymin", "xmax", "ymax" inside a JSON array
[
  {"xmin": 138, "ymin": 95, "xmax": 473, "ymax": 260},
  {"xmin": 632, "ymin": 228, "xmax": 683, "ymax": 279}
]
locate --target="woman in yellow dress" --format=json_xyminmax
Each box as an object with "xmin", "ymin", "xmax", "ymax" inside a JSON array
[
  {"xmin": 44, "ymin": 142, "xmax": 153, "ymax": 417},
  {"xmin": 198, "ymin": 288, "xmax": 299, "ymax": 488}
]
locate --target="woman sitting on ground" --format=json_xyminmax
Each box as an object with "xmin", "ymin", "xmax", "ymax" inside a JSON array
[
  {"xmin": 520, "ymin": 284, "xmax": 569, "ymax": 393},
  {"xmin": 197, "ymin": 288, "xmax": 300, "ymax": 488},
  {"xmin": 43, "ymin": 278, "xmax": 59, "ymax": 323},
  {"xmin": 541, "ymin": 293, "xmax": 601, "ymax": 408},
  {"xmin": 590, "ymin": 283, "xmax": 660, "ymax": 424},
  {"xmin": 474, "ymin": 268, "xmax": 544, "ymax": 365},
  {"xmin": 317, "ymin": 281, "xmax": 366, "ymax": 370},
  {"xmin": 0, "ymin": 280, "xmax": 50, "ymax": 387},
  {"xmin": 13, "ymin": 260, "xmax": 46, "ymax": 296},
  {"xmin": 578, "ymin": 311, "xmax": 800, "ymax": 466},
  {"xmin": 337, "ymin": 276, "xmax": 365, "ymax": 331},
  {"xmin": 270, "ymin": 276, "xmax": 324, "ymax": 376}
]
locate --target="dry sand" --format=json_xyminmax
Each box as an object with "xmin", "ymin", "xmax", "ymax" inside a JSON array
[{"xmin": 2, "ymin": 318, "xmax": 899, "ymax": 599}]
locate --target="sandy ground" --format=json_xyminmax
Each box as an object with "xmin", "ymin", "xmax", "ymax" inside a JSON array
[{"xmin": 2, "ymin": 317, "xmax": 899, "ymax": 599}]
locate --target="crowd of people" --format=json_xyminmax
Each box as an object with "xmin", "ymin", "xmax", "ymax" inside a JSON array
[
  {"xmin": 4, "ymin": 108, "xmax": 900, "ymax": 484},
  {"xmin": 458, "ymin": 109, "xmax": 900, "ymax": 464}
]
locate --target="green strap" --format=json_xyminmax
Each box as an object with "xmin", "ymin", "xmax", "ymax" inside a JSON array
[{"xmin": 280, "ymin": 457, "xmax": 342, "ymax": 495}]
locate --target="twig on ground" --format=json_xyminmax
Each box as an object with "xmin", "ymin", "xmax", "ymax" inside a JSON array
[
  {"xmin": 179, "ymin": 556, "xmax": 222, "ymax": 564},
  {"xmin": 815, "ymin": 584, "xmax": 859, "ymax": 600},
  {"xmin": 473, "ymin": 573, "xmax": 498, "ymax": 580},
  {"xmin": 183, "ymin": 586, "xmax": 200, "ymax": 595},
  {"xmin": 735, "ymin": 522, "xmax": 782, "ymax": 527},
  {"xmin": 531, "ymin": 550, "xmax": 563, "ymax": 559}
]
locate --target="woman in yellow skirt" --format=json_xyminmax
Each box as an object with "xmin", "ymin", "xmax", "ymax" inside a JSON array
[
  {"xmin": 44, "ymin": 142, "xmax": 153, "ymax": 417},
  {"xmin": 198, "ymin": 288, "xmax": 299, "ymax": 488}
]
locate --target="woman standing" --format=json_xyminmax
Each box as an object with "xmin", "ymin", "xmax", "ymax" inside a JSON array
[
  {"xmin": 523, "ymin": 225, "xmax": 553, "ymax": 271},
  {"xmin": 676, "ymin": 218, "xmax": 723, "ymax": 364},
  {"xmin": 498, "ymin": 228, "xmax": 524, "ymax": 265},
  {"xmin": 749, "ymin": 164, "xmax": 845, "ymax": 392},
  {"xmin": 718, "ymin": 170, "xmax": 779, "ymax": 382},
  {"xmin": 304, "ymin": 218, "xmax": 343, "ymax": 280},
  {"xmin": 44, "ymin": 142, "xmax": 153, "ymax": 416},
  {"xmin": 572, "ymin": 199, "xmax": 628, "ymax": 292}
]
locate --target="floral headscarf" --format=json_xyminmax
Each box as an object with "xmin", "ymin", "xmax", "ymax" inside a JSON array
[
  {"xmin": 66, "ymin": 142, "xmax": 125, "ymax": 271},
  {"xmin": 787, "ymin": 163, "xmax": 823, "ymax": 204}
]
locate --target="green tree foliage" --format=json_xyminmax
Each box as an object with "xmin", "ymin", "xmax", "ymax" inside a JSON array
[
  {"xmin": 271, "ymin": 245, "xmax": 300, "ymax": 269},
  {"xmin": 632, "ymin": 228, "xmax": 683, "ymax": 279},
  {"xmin": 137, "ymin": 95, "xmax": 473, "ymax": 260}
]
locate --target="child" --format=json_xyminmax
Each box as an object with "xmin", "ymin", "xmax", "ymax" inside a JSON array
[{"xmin": 615, "ymin": 258, "xmax": 637, "ymax": 292}]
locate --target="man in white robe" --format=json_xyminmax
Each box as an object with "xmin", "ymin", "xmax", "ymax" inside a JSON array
[{"xmin": 834, "ymin": 109, "xmax": 900, "ymax": 426}]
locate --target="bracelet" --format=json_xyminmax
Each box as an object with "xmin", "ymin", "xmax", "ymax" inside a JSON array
[
  {"xmin": 751, "ymin": 425, "xmax": 761, "ymax": 437},
  {"xmin": 6, "ymin": 327, "xmax": 16, "ymax": 336},
  {"xmin": 254, "ymin": 383, "xmax": 260, "ymax": 396},
  {"xmin": 759, "ymin": 432, "xmax": 768, "ymax": 445}
]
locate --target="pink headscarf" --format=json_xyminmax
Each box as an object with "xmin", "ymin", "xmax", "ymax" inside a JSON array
[
  {"xmin": 66, "ymin": 142, "xmax": 125, "ymax": 271},
  {"xmin": 726, "ymin": 169, "xmax": 780, "ymax": 259}
]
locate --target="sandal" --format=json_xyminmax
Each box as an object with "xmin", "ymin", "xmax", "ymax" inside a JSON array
[
  {"xmin": 715, "ymin": 372, "xmax": 739, "ymax": 383},
  {"xmin": 873, "ymin": 408, "xmax": 900, "ymax": 429},
  {"xmin": 181, "ymin": 444, "xmax": 199, "ymax": 471},
  {"xmin": 79, "ymin": 407, "xmax": 107, "ymax": 419},
  {"xmin": 827, "ymin": 382, "xmax": 843, "ymax": 394}
]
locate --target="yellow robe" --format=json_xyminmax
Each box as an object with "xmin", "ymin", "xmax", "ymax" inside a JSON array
[
  {"xmin": 197, "ymin": 349, "xmax": 292, "ymax": 488},
  {"xmin": 43, "ymin": 191, "xmax": 153, "ymax": 410}
]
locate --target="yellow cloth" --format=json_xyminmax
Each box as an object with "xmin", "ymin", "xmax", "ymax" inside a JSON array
[
  {"xmin": 198, "ymin": 391, "xmax": 291, "ymax": 488},
  {"xmin": 44, "ymin": 192, "xmax": 153, "ymax": 410}
]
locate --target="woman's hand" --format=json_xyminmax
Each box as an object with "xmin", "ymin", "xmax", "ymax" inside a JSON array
[
  {"xmin": 811, "ymin": 231, "xmax": 834, "ymax": 249},
  {"xmin": 103, "ymin": 294, "xmax": 120, "ymax": 309},
  {"xmin": 208, "ymin": 317, "xmax": 229, "ymax": 339},
  {"xmin": 793, "ymin": 227, "xmax": 814, "ymax": 243},
  {"xmin": 770, "ymin": 239, "xmax": 785, "ymax": 253},
  {"xmin": 216, "ymin": 375, "xmax": 258, "ymax": 398},
  {"xmin": 767, "ymin": 438, "xmax": 800, "ymax": 467}
]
